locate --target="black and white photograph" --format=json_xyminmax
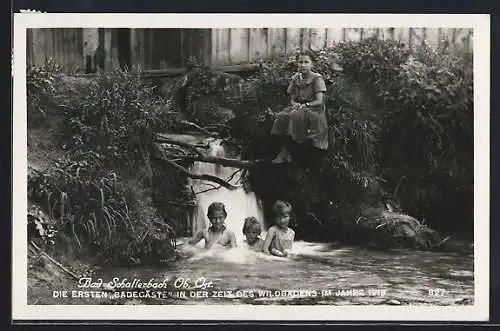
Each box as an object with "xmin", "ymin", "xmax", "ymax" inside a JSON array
[{"xmin": 12, "ymin": 14, "xmax": 490, "ymax": 321}]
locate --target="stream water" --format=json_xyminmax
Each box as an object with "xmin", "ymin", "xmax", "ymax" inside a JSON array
[{"xmin": 97, "ymin": 139, "xmax": 474, "ymax": 306}]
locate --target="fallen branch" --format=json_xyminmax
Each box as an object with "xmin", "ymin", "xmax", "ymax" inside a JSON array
[
  {"xmin": 226, "ymin": 168, "xmax": 244, "ymax": 184},
  {"xmin": 178, "ymin": 120, "xmax": 216, "ymax": 137},
  {"xmin": 203, "ymin": 123, "xmax": 232, "ymax": 131},
  {"xmin": 151, "ymin": 151, "xmax": 240, "ymax": 190},
  {"xmin": 164, "ymin": 200, "xmax": 197, "ymax": 207},
  {"xmin": 159, "ymin": 153, "xmax": 267, "ymax": 169},
  {"xmin": 394, "ymin": 175, "xmax": 408, "ymax": 197},
  {"xmin": 155, "ymin": 134, "xmax": 205, "ymax": 157},
  {"xmin": 30, "ymin": 241, "xmax": 80, "ymax": 280},
  {"xmin": 306, "ymin": 212, "xmax": 324, "ymax": 226},
  {"xmin": 189, "ymin": 155, "xmax": 266, "ymax": 169},
  {"xmin": 193, "ymin": 185, "xmax": 223, "ymax": 195},
  {"xmin": 154, "ymin": 139, "xmax": 267, "ymax": 169}
]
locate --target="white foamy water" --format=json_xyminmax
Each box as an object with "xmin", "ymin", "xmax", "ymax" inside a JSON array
[{"xmin": 189, "ymin": 139, "xmax": 265, "ymax": 246}]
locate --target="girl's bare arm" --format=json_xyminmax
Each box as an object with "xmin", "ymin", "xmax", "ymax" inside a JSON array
[
  {"xmin": 271, "ymin": 248, "xmax": 285, "ymax": 257},
  {"xmin": 229, "ymin": 231, "xmax": 237, "ymax": 248},
  {"xmin": 290, "ymin": 94, "xmax": 300, "ymax": 106},
  {"xmin": 262, "ymin": 227, "xmax": 276, "ymax": 254},
  {"xmin": 306, "ymin": 92, "xmax": 324, "ymax": 107},
  {"xmin": 188, "ymin": 231, "xmax": 204, "ymax": 245}
]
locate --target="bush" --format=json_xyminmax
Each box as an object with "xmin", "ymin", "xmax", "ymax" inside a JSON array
[
  {"xmin": 60, "ymin": 67, "xmax": 171, "ymax": 171},
  {"xmin": 28, "ymin": 150, "xmax": 176, "ymax": 264},
  {"xmin": 26, "ymin": 59, "xmax": 62, "ymax": 126},
  {"xmin": 335, "ymin": 37, "xmax": 473, "ymax": 232}
]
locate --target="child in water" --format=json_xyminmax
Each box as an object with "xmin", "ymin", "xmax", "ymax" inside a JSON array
[
  {"xmin": 262, "ymin": 200, "xmax": 295, "ymax": 257},
  {"xmin": 188, "ymin": 202, "xmax": 237, "ymax": 249},
  {"xmin": 242, "ymin": 217, "xmax": 264, "ymax": 252}
]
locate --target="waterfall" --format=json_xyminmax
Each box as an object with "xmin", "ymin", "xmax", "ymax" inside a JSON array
[{"xmin": 189, "ymin": 139, "xmax": 264, "ymax": 245}]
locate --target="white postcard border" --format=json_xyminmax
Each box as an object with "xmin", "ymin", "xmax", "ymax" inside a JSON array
[{"xmin": 12, "ymin": 13, "xmax": 490, "ymax": 321}]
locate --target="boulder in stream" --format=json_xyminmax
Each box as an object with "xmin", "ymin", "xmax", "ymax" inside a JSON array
[{"xmin": 354, "ymin": 207, "xmax": 450, "ymax": 250}]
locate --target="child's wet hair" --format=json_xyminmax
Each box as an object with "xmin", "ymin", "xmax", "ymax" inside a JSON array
[
  {"xmin": 273, "ymin": 200, "xmax": 292, "ymax": 216},
  {"xmin": 296, "ymin": 49, "xmax": 316, "ymax": 63},
  {"xmin": 207, "ymin": 202, "xmax": 227, "ymax": 219},
  {"xmin": 242, "ymin": 217, "xmax": 262, "ymax": 235}
]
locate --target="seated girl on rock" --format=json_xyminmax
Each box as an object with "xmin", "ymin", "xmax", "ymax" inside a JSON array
[{"xmin": 270, "ymin": 50, "xmax": 329, "ymax": 164}]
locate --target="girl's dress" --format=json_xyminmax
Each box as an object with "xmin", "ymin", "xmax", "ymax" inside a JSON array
[
  {"xmin": 271, "ymin": 72, "xmax": 329, "ymax": 150},
  {"xmin": 267, "ymin": 225, "xmax": 295, "ymax": 253},
  {"xmin": 205, "ymin": 225, "xmax": 234, "ymax": 249},
  {"xmin": 245, "ymin": 238, "xmax": 264, "ymax": 252}
]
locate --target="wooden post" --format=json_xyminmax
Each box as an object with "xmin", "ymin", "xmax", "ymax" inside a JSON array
[
  {"xmin": 247, "ymin": 28, "xmax": 251, "ymax": 62},
  {"xmin": 389, "ymin": 27, "xmax": 395, "ymax": 40},
  {"xmin": 111, "ymin": 29, "xmax": 120, "ymax": 69},
  {"xmin": 408, "ymin": 28, "xmax": 414, "ymax": 50},
  {"xmin": 203, "ymin": 29, "xmax": 212, "ymax": 67},
  {"xmin": 26, "ymin": 29, "xmax": 35, "ymax": 67},
  {"xmin": 214, "ymin": 28, "xmax": 219, "ymax": 64},
  {"xmin": 103, "ymin": 28, "xmax": 112, "ymax": 71},
  {"xmin": 147, "ymin": 29, "xmax": 154, "ymax": 70},
  {"xmin": 299, "ymin": 28, "xmax": 304, "ymax": 50},
  {"xmin": 77, "ymin": 29, "xmax": 84, "ymax": 73},
  {"xmin": 130, "ymin": 29, "xmax": 145, "ymax": 71},
  {"xmin": 60, "ymin": 29, "xmax": 67, "ymax": 70},
  {"xmin": 180, "ymin": 29, "xmax": 184, "ymax": 67},
  {"xmin": 52, "ymin": 29, "xmax": 59, "ymax": 68},
  {"xmin": 308, "ymin": 28, "xmax": 313, "ymax": 49},
  {"xmin": 137, "ymin": 29, "xmax": 144, "ymax": 70},
  {"xmin": 130, "ymin": 28, "xmax": 138, "ymax": 71},
  {"xmin": 227, "ymin": 28, "xmax": 232, "ymax": 63},
  {"xmin": 264, "ymin": 28, "xmax": 270, "ymax": 57},
  {"xmin": 283, "ymin": 28, "xmax": 287, "ymax": 55},
  {"xmin": 437, "ymin": 27, "xmax": 443, "ymax": 50},
  {"xmin": 451, "ymin": 28, "xmax": 458, "ymax": 52}
]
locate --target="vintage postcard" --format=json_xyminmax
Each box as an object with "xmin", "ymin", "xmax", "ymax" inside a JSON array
[{"xmin": 12, "ymin": 13, "xmax": 490, "ymax": 322}]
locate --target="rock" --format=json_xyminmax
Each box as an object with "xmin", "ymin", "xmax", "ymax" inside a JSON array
[
  {"xmin": 189, "ymin": 96, "xmax": 235, "ymax": 125},
  {"xmin": 455, "ymin": 298, "xmax": 473, "ymax": 305},
  {"xmin": 124, "ymin": 299, "xmax": 143, "ymax": 305},
  {"xmin": 102, "ymin": 283, "xmax": 114, "ymax": 291},
  {"xmin": 386, "ymin": 299, "xmax": 401, "ymax": 305},
  {"xmin": 354, "ymin": 207, "xmax": 446, "ymax": 250}
]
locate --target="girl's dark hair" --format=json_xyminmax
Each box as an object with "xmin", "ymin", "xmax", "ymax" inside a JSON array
[
  {"xmin": 273, "ymin": 200, "xmax": 293, "ymax": 216},
  {"xmin": 207, "ymin": 202, "xmax": 227, "ymax": 219},
  {"xmin": 242, "ymin": 217, "xmax": 262, "ymax": 235},
  {"xmin": 296, "ymin": 49, "xmax": 316, "ymax": 62}
]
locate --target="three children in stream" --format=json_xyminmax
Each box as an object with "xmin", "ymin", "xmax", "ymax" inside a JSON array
[{"xmin": 188, "ymin": 200, "xmax": 295, "ymax": 258}]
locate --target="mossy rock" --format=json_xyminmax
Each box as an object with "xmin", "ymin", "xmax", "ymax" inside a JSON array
[{"xmin": 354, "ymin": 208, "xmax": 446, "ymax": 250}]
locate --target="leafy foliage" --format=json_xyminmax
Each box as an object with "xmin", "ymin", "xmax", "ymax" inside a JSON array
[
  {"xmin": 170, "ymin": 57, "xmax": 244, "ymax": 125},
  {"xmin": 334, "ymin": 37, "xmax": 473, "ymax": 230},
  {"xmin": 26, "ymin": 59, "xmax": 62, "ymax": 126},
  {"xmin": 60, "ymin": 67, "xmax": 171, "ymax": 170},
  {"xmin": 28, "ymin": 204, "xmax": 57, "ymax": 246},
  {"xmin": 28, "ymin": 151, "xmax": 176, "ymax": 264}
]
